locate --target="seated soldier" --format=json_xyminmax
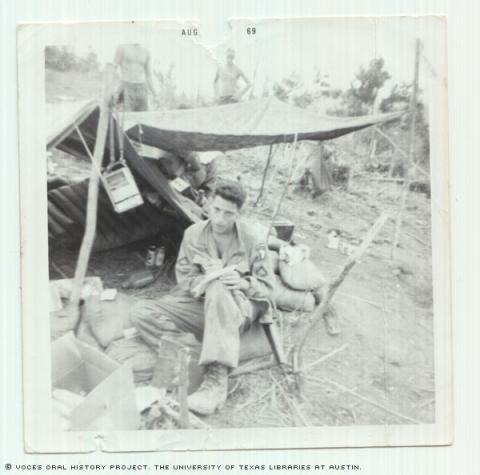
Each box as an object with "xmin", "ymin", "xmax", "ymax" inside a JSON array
[{"xmin": 130, "ymin": 179, "xmax": 274, "ymax": 415}]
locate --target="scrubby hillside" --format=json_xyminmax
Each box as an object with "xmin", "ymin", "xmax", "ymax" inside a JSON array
[{"xmin": 47, "ymin": 68, "xmax": 435, "ymax": 428}]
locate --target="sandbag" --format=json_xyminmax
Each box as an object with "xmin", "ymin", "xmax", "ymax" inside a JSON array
[
  {"xmin": 273, "ymin": 275, "xmax": 316, "ymax": 312},
  {"xmin": 75, "ymin": 314, "xmax": 103, "ymax": 350},
  {"xmin": 51, "ymin": 277, "xmax": 103, "ymax": 300},
  {"xmin": 105, "ymin": 336, "xmax": 159, "ymax": 384},
  {"xmin": 239, "ymin": 321, "xmax": 272, "ymax": 361},
  {"xmin": 84, "ymin": 293, "xmax": 133, "ymax": 348},
  {"xmin": 278, "ymin": 245, "xmax": 325, "ymax": 290}
]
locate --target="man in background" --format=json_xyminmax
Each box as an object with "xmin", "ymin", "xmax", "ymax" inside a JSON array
[
  {"xmin": 299, "ymin": 142, "xmax": 334, "ymax": 198},
  {"xmin": 213, "ymin": 48, "xmax": 252, "ymax": 105},
  {"xmin": 114, "ymin": 43, "xmax": 157, "ymax": 111}
]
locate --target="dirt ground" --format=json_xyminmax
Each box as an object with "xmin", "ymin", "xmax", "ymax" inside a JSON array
[
  {"xmin": 204, "ymin": 150, "xmax": 433, "ymax": 428},
  {"xmin": 47, "ymin": 70, "xmax": 435, "ymax": 428}
]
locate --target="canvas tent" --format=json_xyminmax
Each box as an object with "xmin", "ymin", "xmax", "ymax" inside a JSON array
[
  {"xmin": 47, "ymin": 100, "xmax": 204, "ymax": 252},
  {"xmin": 46, "ymin": 98, "xmax": 402, "ymax": 252}
]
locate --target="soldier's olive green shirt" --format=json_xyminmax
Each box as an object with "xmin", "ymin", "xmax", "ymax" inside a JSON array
[{"xmin": 175, "ymin": 219, "xmax": 274, "ymax": 302}]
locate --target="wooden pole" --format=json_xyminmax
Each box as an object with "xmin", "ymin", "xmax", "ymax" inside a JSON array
[
  {"xmin": 391, "ymin": 39, "xmax": 421, "ymax": 260},
  {"xmin": 270, "ymin": 135, "xmax": 298, "ymax": 222},
  {"xmin": 249, "ymin": 62, "xmax": 259, "ymax": 100},
  {"xmin": 262, "ymin": 134, "xmax": 299, "ymax": 254},
  {"xmin": 368, "ymin": 87, "xmax": 379, "ymax": 162},
  {"xmin": 254, "ymin": 144, "xmax": 275, "ymax": 206},
  {"xmin": 374, "ymin": 127, "xmax": 430, "ymax": 180},
  {"xmin": 178, "ymin": 348, "xmax": 191, "ymax": 429},
  {"xmin": 296, "ymin": 213, "xmax": 390, "ymax": 356},
  {"xmin": 66, "ymin": 64, "xmax": 115, "ymax": 324}
]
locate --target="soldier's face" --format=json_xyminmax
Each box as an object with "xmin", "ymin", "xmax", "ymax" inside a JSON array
[{"xmin": 209, "ymin": 195, "xmax": 240, "ymax": 234}]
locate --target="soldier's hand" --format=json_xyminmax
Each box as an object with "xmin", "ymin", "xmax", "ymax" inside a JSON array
[
  {"xmin": 219, "ymin": 270, "xmax": 240, "ymax": 287},
  {"xmin": 220, "ymin": 270, "xmax": 248, "ymax": 290}
]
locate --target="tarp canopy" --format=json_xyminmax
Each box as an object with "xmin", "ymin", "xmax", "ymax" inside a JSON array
[
  {"xmin": 45, "ymin": 98, "xmax": 403, "ymax": 252},
  {"xmin": 123, "ymin": 96, "xmax": 403, "ymax": 152},
  {"xmin": 48, "ymin": 97, "xmax": 403, "ymax": 155}
]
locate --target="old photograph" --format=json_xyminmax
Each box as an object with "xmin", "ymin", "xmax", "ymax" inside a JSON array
[{"xmin": 17, "ymin": 17, "xmax": 451, "ymax": 451}]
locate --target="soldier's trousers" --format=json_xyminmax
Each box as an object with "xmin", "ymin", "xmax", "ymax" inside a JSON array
[{"xmin": 130, "ymin": 281, "xmax": 259, "ymax": 369}]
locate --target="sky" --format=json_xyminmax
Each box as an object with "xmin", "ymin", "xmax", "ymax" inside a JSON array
[{"xmin": 59, "ymin": 17, "xmax": 446, "ymax": 105}]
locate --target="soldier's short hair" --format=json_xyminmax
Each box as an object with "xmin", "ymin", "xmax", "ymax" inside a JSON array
[{"xmin": 213, "ymin": 179, "xmax": 247, "ymax": 209}]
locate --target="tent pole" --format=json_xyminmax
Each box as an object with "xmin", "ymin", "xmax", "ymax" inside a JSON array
[
  {"xmin": 391, "ymin": 39, "xmax": 421, "ymax": 260},
  {"xmin": 264, "ymin": 133, "xmax": 299, "ymax": 243},
  {"xmin": 271, "ymin": 135, "xmax": 298, "ymax": 222},
  {"xmin": 295, "ymin": 213, "xmax": 390, "ymax": 358},
  {"xmin": 368, "ymin": 87, "xmax": 379, "ymax": 163},
  {"xmin": 65, "ymin": 64, "xmax": 115, "ymax": 327},
  {"xmin": 254, "ymin": 143, "xmax": 275, "ymax": 206},
  {"xmin": 375, "ymin": 126, "xmax": 430, "ymax": 179}
]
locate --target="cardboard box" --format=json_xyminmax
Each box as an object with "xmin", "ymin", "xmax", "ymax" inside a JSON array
[{"xmin": 51, "ymin": 333, "xmax": 140, "ymax": 431}]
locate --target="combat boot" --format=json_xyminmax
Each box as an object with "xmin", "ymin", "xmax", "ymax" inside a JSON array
[{"xmin": 187, "ymin": 362, "xmax": 228, "ymax": 415}]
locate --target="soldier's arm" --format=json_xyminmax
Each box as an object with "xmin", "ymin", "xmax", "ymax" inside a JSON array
[
  {"xmin": 236, "ymin": 67, "xmax": 252, "ymax": 99},
  {"xmin": 113, "ymin": 46, "xmax": 123, "ymax": 74},
  {"xmin": 144, "ymin": 53, "xmax": 157, "ymax": 96},
  {"xmin": 213, "ymin": 68, "xmax": 220, "ymax": 98},
  {"xmin": 111, "ymin": 46, "xmax": 125, "ymax": 102},
  {"xmin": 175, "ymin": 231, "xmax": 205, "ymax": 295}
]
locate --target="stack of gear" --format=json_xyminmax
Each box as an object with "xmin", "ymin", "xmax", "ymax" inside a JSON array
[
  {"xmin": 78, "ymin": 294, "xmax": 160, "ymax": 385},
  {"xmin": 49, "ymin": 229, "xmax": 327, "ymax": 393},
  {"xmin": 242, "ymin": 220, "xmax": 325, "ymax": 313},
  {"xmin": 141, "ymin": 148, "xmax": 216, "ymax": 202},
  {"xmin": 50, "ymin": 287, "xmax": 159, "ymax": 384},
  {"xmin": 270, "ymin": 244, "xmax": 326, "ymax": 312},
  {"xmin": 50, "ymin": 278, "xmax": 272, "ymax": 390}
]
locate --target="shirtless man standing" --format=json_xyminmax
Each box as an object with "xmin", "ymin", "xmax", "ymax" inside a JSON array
[
  {"xmin": 213, "ymin": 48, "xmax": 252, "ymax": 105},
  {"xmin": 114, "ymin": 44, "xmax": 157, "ymax": 111}
]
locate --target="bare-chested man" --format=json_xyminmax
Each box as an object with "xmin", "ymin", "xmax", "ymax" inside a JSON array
[
  {"xmin": 114, "ymin": 44, "xmax": 157, "ymax": 111},
  {"xmin": 213, "ymin": 48, "xmax": 252, "ymax": 105}
]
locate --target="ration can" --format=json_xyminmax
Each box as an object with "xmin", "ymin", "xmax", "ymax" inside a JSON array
[
  {"xmin": 154, "ymin": 246, "xmax": 166, "ymax": 267},
  {"xmin": 145, "ymin": 245, "xmax": 157, "ymax": 267}
]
